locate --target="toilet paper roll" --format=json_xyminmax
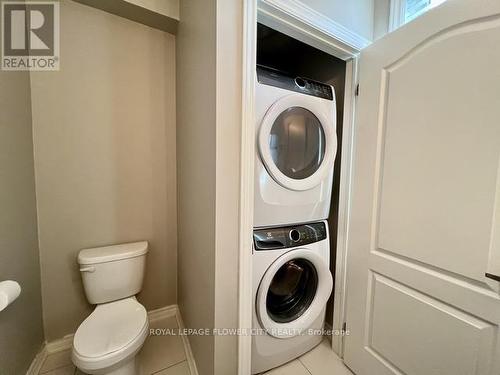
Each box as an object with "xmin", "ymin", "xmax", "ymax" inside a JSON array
[{"xmin": 0, "ymin": 280, "xmax": 21, "ymax": 312}]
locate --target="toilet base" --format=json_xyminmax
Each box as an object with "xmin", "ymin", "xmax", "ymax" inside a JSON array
[
  {"xmin": 77, "ymin": 356, "xmax": 138, "ymax": 375},
  {"xmin": 105, "ymin": 357, "xmax": 137, "ymax": 375}
]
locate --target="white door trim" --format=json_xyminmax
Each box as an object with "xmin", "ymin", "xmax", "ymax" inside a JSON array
[
  {"xmin": 238, "ymin": 0, "xmax": 257, "ymax": 374},
  {"xmin": 331, "ymin": 57, "xmax": 358, "ymax": 356},
  {"xmin": 238, "ymin": 0, "xmax": 360, "ymax": 372},
  {"xmin": 257, "ymin": 0, "xmax": 370, "ymax": 60}
]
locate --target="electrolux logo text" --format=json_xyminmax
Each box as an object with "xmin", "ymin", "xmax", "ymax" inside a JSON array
[{"xmin": 2, "ymin": 1, "xmax": 59, "ymax": 71}]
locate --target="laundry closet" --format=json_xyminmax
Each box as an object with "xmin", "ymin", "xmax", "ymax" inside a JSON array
[
  {"xmin": 248, "ymin": 1, "xmax": 500, "ymax": 374},
  {"xmin": 251, "ymin": 23, "xmax": 347, "ymax": 373},
  {"xmin": 256, "ymin": 24, "xmax": 347, "ymax": 325}
]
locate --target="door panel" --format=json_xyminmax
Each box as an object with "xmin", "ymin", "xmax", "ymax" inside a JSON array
[
  {"xmin": 344, "ymin": 1, "xmax": 500, "ymax": 374},
  {"xmin": 377, "ymin": 23, "xmax": 500, "ymax": 283},
  {"xmin": 368, "ymin": 273, "xmax": 495, "ymax": 375}
]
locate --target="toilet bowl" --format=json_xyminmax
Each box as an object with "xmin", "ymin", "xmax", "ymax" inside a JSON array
[{"xmin": 72, "ymin": 242, "xmax": 149, "ymax": 375}]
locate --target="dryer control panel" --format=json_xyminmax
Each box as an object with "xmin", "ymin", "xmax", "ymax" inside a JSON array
[
  {"xmin": 253, "ymin": 222, "xmax": 327, "ymax": 251},
  {"xmin": 257, "ymin": 65, "xmax": 334, "ymax": 101}
]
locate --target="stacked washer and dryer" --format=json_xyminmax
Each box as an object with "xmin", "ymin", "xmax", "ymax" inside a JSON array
[{"xmin": 252, "ymin": 65, "xmax": 338, "ymax": 373}]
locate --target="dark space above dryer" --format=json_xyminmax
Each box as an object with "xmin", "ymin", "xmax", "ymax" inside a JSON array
[{"xmin": 257, "ymin": 23, "xmax": 346, "ymax": 84}]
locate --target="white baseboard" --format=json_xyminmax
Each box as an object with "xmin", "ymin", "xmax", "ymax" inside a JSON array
[
  {"xmin": 26, "ymin": 304, "xmax": 198, "ymax": 374},
  {"xmin": 175, "ymin": 308, "xmax": 199, "ymax": 375},
  {"xmin": 25, "ymin": 344, "xmax": 47, "ymax": 375},
  {"xmin": 45, "ymin": 334, "xmax": 74, "ymax": 354},
  {"xmin": 26, "ymin": 333, "xmax": 75, "ymax": 375},
  {"xmin": 148, "ymin": 304, "xmax": 177, "ymax": 323}
]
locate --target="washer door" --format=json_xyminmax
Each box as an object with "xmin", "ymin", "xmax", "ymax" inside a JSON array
[
  {"xmin": 257, "ymin": 249, "xmax": 333, "ymax": 338},
  {"xmin": 259, "ymin": 94, "xmax": 336, "ymax": 191}
]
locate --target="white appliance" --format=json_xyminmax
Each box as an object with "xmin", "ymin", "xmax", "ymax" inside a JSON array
[
  {"xmin": 72, "ymin": 242, "xmax": 149, "ymax": 375},
  {"xmin": 252, "ymin": 221, "xmax": 333, "ymax": 374},
  {"xmin": 254, "ymin": 66, "xmax": 337, "ymax": 228}
]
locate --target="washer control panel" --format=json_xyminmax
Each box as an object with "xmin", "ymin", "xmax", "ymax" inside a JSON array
[
  {"xmin": 257, "ymin": 65, "xmax": 334, "ymax": 101},
  {"xmin": 253, "ymin": 222, "xmax": 327, "ymax": 251}
]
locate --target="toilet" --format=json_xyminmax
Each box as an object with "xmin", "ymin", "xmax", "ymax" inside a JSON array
[{"xmin": 72, "ymin": 241, "xmax": 149, "ymax": 375}]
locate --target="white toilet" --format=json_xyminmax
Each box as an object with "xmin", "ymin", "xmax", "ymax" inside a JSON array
[{"xmin": 72, "ymin": 241, "xmax": 149, "ymax": 375}]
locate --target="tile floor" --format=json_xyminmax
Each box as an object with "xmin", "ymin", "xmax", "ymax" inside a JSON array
[
  {"xmin": 264, "ymin": 339, "xmax": 354, "ymax": 375},
  {"xmin": 38, "ymin": 315, "xmax": 190, "ymax": 375},
  {"xmin": 39, "ymin": 316, "xmax": 352, "ymax": 375}
]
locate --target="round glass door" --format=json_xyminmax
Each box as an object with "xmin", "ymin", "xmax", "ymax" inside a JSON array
[
  {"xmin": 266, "ymin": 258, "xmax": 318, "ymax": 323},
  {"xmin": 258, "ymin": 94, "xmax": 336, "ymax": 191},
  {"xmin": 269, "ymin": 107, "xmax": 326, "ymax": 180},
  {"xmin": 256, "ymin": 249, "xmax": 333, "ymax": 338}
]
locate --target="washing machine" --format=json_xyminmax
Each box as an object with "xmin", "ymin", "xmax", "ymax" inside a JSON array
[
  {"xmin": 252, "ymin": 221, "xmax": 333, "ymax": 374},
  {"xmin": 254, "ymin": 66, "xmax": 337, "ymax": 228}
]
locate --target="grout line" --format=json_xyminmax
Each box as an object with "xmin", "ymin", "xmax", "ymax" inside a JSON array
[
  {"xmin": 39, "ymin": 363, "xmax": 74, "ymax": 375},
  {"xmin": 39, "ymin": 365, "xmax": 76, "ymax": 375},
  {"xmin": 297, "ymin": 358, "xmax": 313, "ymax": 375},
  {"xmin": 150, "ymin": 359, "xmax": 188, "ymax": 374}
]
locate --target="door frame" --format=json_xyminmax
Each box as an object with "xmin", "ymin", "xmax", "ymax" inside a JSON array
[
  {"xmin": 331, "ymin": 56, "xmax": 358, "ymax": 357},
  {"xmin": 238, "ymin": 0, "xmax": 364, "ymax": 372},
  {"xmin": 238, "ymin": 1, "xmax": 257, "ymax": 374}
]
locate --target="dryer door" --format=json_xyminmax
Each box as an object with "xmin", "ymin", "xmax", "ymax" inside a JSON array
[
  {"xmin": 258, "ymin": 94, "xmax": 336, "ymax": 191},
  {"xmin": 256, "ymin": 249, "xmax": 333, "ymax": 338}
]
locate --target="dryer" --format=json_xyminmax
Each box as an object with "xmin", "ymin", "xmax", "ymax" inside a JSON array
[
  {"xmin": 254, "ymin": 66, "xmax": 337, "ymax": 228},
  {"xmin": 252, "ymin": 221, "xmax": 333, "ymax": 374}
]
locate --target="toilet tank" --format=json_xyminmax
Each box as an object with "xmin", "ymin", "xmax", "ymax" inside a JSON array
[{"xmin": 78, "ymin": 241, "xmax": 148, "ymax": 304}]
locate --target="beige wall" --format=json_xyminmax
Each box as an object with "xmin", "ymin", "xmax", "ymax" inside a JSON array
[
  {"xmin": 72, "ymin": 0, "xmax": 178, "ymax": 34},
  {"xmin": 302, "ymin": 0, "xmax": 375, "ymax": 41},
  {"xmin": 124, "ymin": 0, "xmax": 179, "ymax": 19},
  {"xmin": 0, "ymin": 70, "xmax": 44, "ymax": 372},
  {"xmin": 31, "ymin": 0, "xmax": 177, "ymax": 340},
  {"xmin": 176, "ymin": 0, "xmax": 243, "ymax": 373},
  {"xmin": 176, "ymin": 0, "xmax": 217, "ymax": 372}
]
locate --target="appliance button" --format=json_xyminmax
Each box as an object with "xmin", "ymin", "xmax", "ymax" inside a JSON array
[
  {"xmin": 295, "ymin": 77, "xmax": 306, "ymax": 89},
  {"xmin": 289, "ymin": 229, "xmax": 301, "ymax": 242}
]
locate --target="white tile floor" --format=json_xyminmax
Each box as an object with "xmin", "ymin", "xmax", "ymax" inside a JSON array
[
  {"xmin": 38, "ymin": 315, "xmax": 190, "ymax": 375},
  {"xmin": 39, "ymin": 317, "xmax": 352, "ymax": 375},
  {"xmin": 264, "ymin": 339, "xmax": 354, "ymax": 375}
]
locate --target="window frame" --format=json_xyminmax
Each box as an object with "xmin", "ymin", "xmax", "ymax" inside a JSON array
[
  {"xmin": 389, "ymin": 0, "xmax": 406, "ymax": 32},
  {"xmin": 389, "ymin": 0, "xmax": 447, "ymax": 31}
]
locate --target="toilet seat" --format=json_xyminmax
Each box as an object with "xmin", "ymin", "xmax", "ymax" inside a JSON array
[{"xmin": 72, "ymin": 297, "xmax": 149, "ymax": 373}]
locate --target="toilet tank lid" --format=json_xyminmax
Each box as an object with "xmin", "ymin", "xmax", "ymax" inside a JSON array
[{"xmin": 78, "ymin": 241, "xmax": 148, "ymax": 265}]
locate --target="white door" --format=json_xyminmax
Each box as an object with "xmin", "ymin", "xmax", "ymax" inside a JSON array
[{"xmin": 344, "ymin": 1, "xmax": 500, "ymax": 374}]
